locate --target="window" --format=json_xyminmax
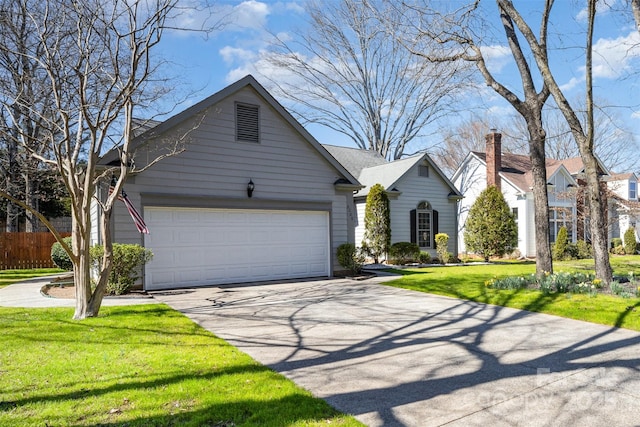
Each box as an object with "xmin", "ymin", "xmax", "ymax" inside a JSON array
[
  {"xmin": 549, "ymin": 208, "xmax": 573, "ymax": 243},
  {"xmin": 418, "ymin": 165, "xmax": 429, "ymax": 177},
  {"xmin": 418, "ymin": 210, "xmax": 432, "ymax": 248},
  {"xmin": 512, "ymin": 207, "xmax": 519, "ymax": 238},
  {"xmin": 236, "ymin": 103, "xmax": 259, "ymax": 143},
  {"xmin": 411, "ymin": 201, "xmax": 438, "ymax": 249},
  {"xmin": 630, "ymin": 181, "xmax": 637, "ymax": 200}
]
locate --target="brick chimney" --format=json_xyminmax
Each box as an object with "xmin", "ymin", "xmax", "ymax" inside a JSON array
[{"xmin": 485, "ymin": 131, "xmax": 502, "ymax": 189}]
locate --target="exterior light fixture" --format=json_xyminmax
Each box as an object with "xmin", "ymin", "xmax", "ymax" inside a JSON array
[{"xmin": 247, "ymin": 179, "xmax": 255, "ymax": 198}]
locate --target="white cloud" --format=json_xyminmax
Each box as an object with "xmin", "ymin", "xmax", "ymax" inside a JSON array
[
  {"xmin": 165, "ymin": 0, "xmax": 271, "ymax": 37},
  {"xmin": 273, "ymin": 1, "xmax": 305, "ymax": 14},
  {"xmin": 224, "ymin": 49, "xmax": 307, "ymax": 85},
  {"xmin": 632, "ymin": 110, "xmax": 640, "ymax": 120},
  {"xmin": 486, "ymin": 105, "xmax": 515, "ymax": 117},
  {"xmin": 559, "ymin": 76, "xmax": 583, "ymax": 92},
  {"xmin": 592, "ymin": 31, "xmax": 640, "ymax": 79},
  {"xmin": 232, "ymin": 1, "xmax": 270, "ymax": 30},
  {"xmin": 219, "ymin": 46, "xmax": 257, "ymax": 65},
  {"xmin": 576, "ymin": 0, "xmax": 617, "ymax": 21},
  {"xmin": 480, "ymin": 45, "xmax": 512, "ymax": 74}
]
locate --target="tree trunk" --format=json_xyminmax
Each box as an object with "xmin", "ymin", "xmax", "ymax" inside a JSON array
[
  {"xmin": 72, "ymin": 201, "xmax": 97, "ymax": 320},
  {"xmin": 581, "ymin": 152, "xmax": 613, "ymax": 283},
  {"xmin": 529, "ymin": 121, "xmax": 553, "ymax": 277},
  {"xmin": 88, "ymin": 203, "xmax": 114, "ymax": 316},
  {"xmin": 24, "ymin": 171, "xmax": 37, "ymax": 232},
  {"xmin": 72, "ymin": 233, "xmax": 92, "ymax": 319},
  {"xmin": 5, "ymin": 129, "xmax": 18, "ymax": 232}
]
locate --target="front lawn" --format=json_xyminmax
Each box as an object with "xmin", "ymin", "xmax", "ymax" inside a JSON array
[
  {"xmin": 0, "ymin": 305, "xmax": 362, "ymax": 427},
  {"xmin": 385, "ymin": 256, "xmax": 640, "ymax": 331},
  {"xmin": 0, "ymin": 268, "xmax": 63, "ymax": 288}
]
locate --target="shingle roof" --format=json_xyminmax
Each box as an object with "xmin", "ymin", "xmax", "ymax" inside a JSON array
[
  {"xmin": 323, "ymin": 145, "xmax": 388, "ymax": 177},
  {"xmin": 558, "ymin": 156, "xmax": 586, "ymax": 175},
  {"xmin": 131, "ymin": 118, "xmax": 161, "ymax": 138},
  {"xmin": 326, "ymin": 145, "xmax": 461, "ymax": 198},
  {"xmin": 471, "ymin": 151, "xmax": 581, "ymax": 192},
  {"xmin": 608, "ymin": 172, "xmax": 635, "ymax": 181},
  {"xmin": 356, "ymin": 154, "xmax": 425, "ymax": 195}
]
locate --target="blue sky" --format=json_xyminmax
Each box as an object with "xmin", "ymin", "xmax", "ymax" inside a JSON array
[{"xmin": 154, "ymin": 0, "xmax": 640, "ymax": 154}]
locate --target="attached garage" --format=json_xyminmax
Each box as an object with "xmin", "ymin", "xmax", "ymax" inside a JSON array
[
  {"xmin": 97, "ymin": 76, "xmax": 362, "ymax": 291},
  {"xmin": 144, "ymin": 207, "xmax": 330, "ymax": 290}
]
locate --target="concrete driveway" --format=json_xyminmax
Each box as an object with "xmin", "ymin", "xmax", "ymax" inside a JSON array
[{"xmin": 151, "ymin": 276, "xmax": 640, "ymax": 427}]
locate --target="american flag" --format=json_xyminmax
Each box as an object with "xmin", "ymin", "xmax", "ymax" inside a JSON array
[{"xmin": 110, "ymin": 179, "xmax": 150, "ymax": 234}]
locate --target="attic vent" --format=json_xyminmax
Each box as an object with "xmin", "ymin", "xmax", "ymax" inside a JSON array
[
  {"xmin": 236, "ymin": 103, "xmax": 259, "ymax": 143},
  {"xmin": 419, "ymin": 165, "xmax": 429, "ymax": 177}
]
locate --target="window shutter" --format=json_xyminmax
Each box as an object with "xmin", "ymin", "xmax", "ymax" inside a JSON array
[
  {"xmin": 410, "ymin": 209, "xmax": 416, "ymax": 244},
  {"xmin": 432, "ymin": 210, "xmax": 439, "ymax": 247}
]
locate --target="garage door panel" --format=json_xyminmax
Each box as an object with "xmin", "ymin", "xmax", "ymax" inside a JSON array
[
  {"xmin": 144, "ymin": 207, "xmax": 330, "ymax": 290},
  {"xmin": 309, "ymin": 262, "xmax": 327, "ymax": 275}
]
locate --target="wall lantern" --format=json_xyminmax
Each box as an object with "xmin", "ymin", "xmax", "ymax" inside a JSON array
[{"xmin": 247, "ymin": 179, "xmax": 255, "ymax": 198}]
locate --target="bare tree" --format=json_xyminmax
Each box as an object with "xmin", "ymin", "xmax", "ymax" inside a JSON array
[
  {"xmin": 0, "ymin": 0, "xmax": 192, "ymax": 319},
  {"xmin": 632, "ymin": 0, "xmax": 640, "ymax": 33},
  {"xmin": 396, "ymin": 0, "xmax": 554, "ymax": 277},
  {"xmin": 0, "ymin": 0, "xmax": 55, "ymax": 232},
  {"xmin": 434, "ymin": 117, "xmax": 527, "ymax": 178},
  {"xmin": 498, "ymin": 0, "xmax": 613, "ymax": 283},
  {"xmin": 510, "ymin": 100, "xmax": 639, "ymax": 173},
  {"xmin": 263, "ymin": 0, "xmax": 471, "ymax": 160}
]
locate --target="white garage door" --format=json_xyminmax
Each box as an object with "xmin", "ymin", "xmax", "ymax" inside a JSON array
[{"xmin": 144, "ymin": 207, "xmax": 330, "ymax": 290}]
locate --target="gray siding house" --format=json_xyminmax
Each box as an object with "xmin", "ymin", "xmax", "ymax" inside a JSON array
[
  {"xmin": 324, "ymin": 145, "xmax": 463, "ymax": 257},
  {"xmin": 96, "ymin": 75, "xmax": 361, "ymax": 290}
]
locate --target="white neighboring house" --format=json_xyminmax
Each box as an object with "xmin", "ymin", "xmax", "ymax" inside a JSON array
[
  {"xmin": 324, "ymin": 145, "xmax": 463, "ymax": 257},
  {"xmin": 452, "ymin": 132, "xmax": 582, "ymax": 258},
  {"xmin": 607, "ymin": 172, "xmax": 640, "ymax": 244}
]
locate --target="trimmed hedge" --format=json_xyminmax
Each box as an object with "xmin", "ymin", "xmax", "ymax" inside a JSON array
[
  {"xmin": 389, "ymin": 242, "xmax": 420, "ymax": 264},
  {"xmin": 90, "ymin": 244, "xmax": 153, "ymax": 295},
  {"xmin": 51, "ymin": 237, "xmax": 73, "ymax": 271}
]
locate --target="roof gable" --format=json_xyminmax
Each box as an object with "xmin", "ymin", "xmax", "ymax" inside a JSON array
[
  {"xmin": 547, "ymin": 163, "xmax": 578, "ymax": 186},
  {"xmin": 100, "ymin": 75, "xmax": 360, "ymax": 186},
  {"xmin": 327, "ymin": 148, "xmax": 461, "ymax": 198}
]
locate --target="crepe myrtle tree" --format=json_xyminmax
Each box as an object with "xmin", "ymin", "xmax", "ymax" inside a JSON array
[
  {"xmin": 464, "ymin": 185, "xmax": 517, "ymax": 262},
  {"xmin": 0, "ymin": 0, "xmax": 210, "ymax": 319},
  {"xmin": 362, "ymin": 183, "xmax": 391, "ymax": 263}
]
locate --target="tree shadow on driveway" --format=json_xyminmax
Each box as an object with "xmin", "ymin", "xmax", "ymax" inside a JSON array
[{"xmin": 153, "ymin": 279, "xmax": 640, "ymax": 426}]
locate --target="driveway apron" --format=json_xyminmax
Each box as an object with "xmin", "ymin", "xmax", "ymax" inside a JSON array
[{"xmin": 151, "ymin": 277, "xmax": 640, "ymax": 427}]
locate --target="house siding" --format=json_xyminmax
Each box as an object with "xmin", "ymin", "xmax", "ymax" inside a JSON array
[
  {"xmin": 525, "ymin": 196, "xmax": 536, "ymax": 257},
  {"xmin": 390, "ymin": 166, "xmax": 458, "ymax": 257},
  {"xmin": 354, "ymin": 163, "xmax": 459, "ymax": 257},
  {"xmin": 90, "ymin": 197, "xmax": 100, "ymax": 246},
  {"xmin": 500, "ymin": 182, "xmax": 530, "ymax": 257},
  {"xmin": 355, "ymin": 202, "xmax": 366, "ymax": 246},
  {"xmin": 454, "ymin": 156, "xmax": 537, "ymax": 257},
  {"xmin": 454, "ymin": 156, "xmax": 487, "ymax": 255},
  {"xmin": 112, "ymin": 85, "xmax": 352, "ymax": 271}
]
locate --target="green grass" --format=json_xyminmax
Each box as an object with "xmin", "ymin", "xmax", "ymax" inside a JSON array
[
  {"xmin": 0, "ymin": 305, "xmax": 363, "ymax": 427},
  {"xmin": 0, "ymin": 268, "xmax": 63, "ymax": 288},
  {"xmin": 384, "ymin": 256, "xmax": 640, "ymax": 331}
]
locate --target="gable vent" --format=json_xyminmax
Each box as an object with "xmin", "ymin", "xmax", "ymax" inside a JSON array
[{"xmin": 236, "ymin": 103, "xmax": 260, "ymax": 143}]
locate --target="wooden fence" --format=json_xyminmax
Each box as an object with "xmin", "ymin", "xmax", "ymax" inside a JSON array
[{"xmin": 0, "ymin": 232, "xmax": 71, "ymax": 270}]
